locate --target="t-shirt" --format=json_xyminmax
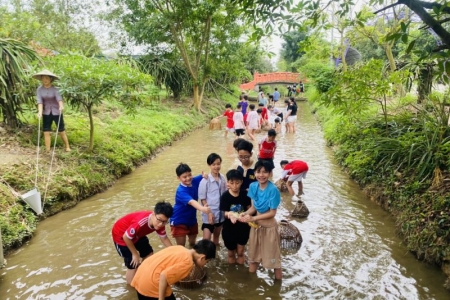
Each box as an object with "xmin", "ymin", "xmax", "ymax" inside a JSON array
[
  {"xmin": 233, "ymin": 111, "xmax": 245, "ymax": 129},
  {"xmin": 247, "ymin": 111, "xmax": 259, "ymax": 129},
  {"xmin": 220, "ymin": 190, "xmax": 251, "ymax": 232},
  {"xmin": 36, "ymin": 86, "xmax": 63, "ymax": 115},
  {"xmin": 281, "ymin": 160, "xmax": 309, "ymax": 178},
  {"xmin": 198, "ymin": 173, "xmax": 227, "ymax": 224},
  {"xmin": 239, "ymin": 100, "xmax": 248, "ymax": 115},
  {"xmin": 237, "ymin": 162, "xmax": 256, "ymax": 192},
  {"xmin": 259, "ymin": 97, "xmax": 268, "ymax": 107},
  {"xmin": 273, "ymin": 91, "xmax": 280, "ymax": 101},
  {"xmin": 258, "ymin": 138, "xmax": 277, "ymax": 159},
  {"xmin": 288, "ymin": 104, "xmax": 297, "ymax": 116},
  {"xmin": 112, "ymin": 211, "xmax": 167, "ymax": 246},
  {"xmin": 247, "ymin": 181, "xmax": 281, "ymax": 214},
  {"xmin": 223, "ymin": 110, "xmax": 234, "ymax": 129},
  {"xmin": 260, "ymin": 107, "xmax": 268, "ymax": 120},
  {"xmin": 131, "ymin": 245, "xmax": 193, "ymax": 298},
  {"xmin": 170, "ymin": 175, "xmax": 203, "ymax": 226}
]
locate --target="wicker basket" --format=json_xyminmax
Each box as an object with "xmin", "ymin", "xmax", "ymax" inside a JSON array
[
  {"xmin": 274, "ymin": 178, "xmax": 288, "ymax": 192},
  {"xmin": 278, "ymin": 220, "xmax": 302, "ymax": 251},
  {"xmin": 174, "ymin": 264, "xmax": 207, "ymax": 289},
  {"xmin": 209, "ymin": 118, "xmax": 222, "ymax": 130},
  {"xmin": 291, "ymin": 200, "xmax": 310, "ymax": 218}
]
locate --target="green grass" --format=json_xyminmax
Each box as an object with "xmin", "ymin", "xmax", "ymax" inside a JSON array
[{"xmin": 0, "ymin": 95, "xmax": 227, "ymax": 252}]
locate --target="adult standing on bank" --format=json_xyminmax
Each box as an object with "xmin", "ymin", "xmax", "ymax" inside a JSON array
[{"xmin": 33, "ymin": 70, "xmax": 71, "ymax": 152}]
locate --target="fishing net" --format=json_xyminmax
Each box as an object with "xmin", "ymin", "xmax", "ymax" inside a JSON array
[
  {"xmin": 278, "ymin": 220, "xmax": 302, "ymax": 251},
  {"xmin": 291, "ymin": 200, "xmax": 310, "ymax": 218},
  {"xmin": 175, "ymin": 264, "xmax": 207, "ymax": 289},
  {"xmin": 274, "ymin": 178, "xmax": 288, "ymax": 192},
  {"xmin": 209, "ymin": 118, "xmax": 222, "ymax": 130}
]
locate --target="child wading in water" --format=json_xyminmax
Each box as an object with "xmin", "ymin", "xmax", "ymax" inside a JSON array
[
  {"xmin": 170, "ymin": 163, "xmax": 211, "ymax": 247},
  {"xmin": 220, "ymin": 169, "xmax": 251, "ymax": 264},
  {"xmin": 240, "ymin": 160, "xmax": 282, "ymax": 280},
  {"xmin": 236, "ymin": 140, "xmax": 257, "ymax": 192},
  {"xmin": 199, "ymin": 153, "xmax": 227, "ymax": 245}
]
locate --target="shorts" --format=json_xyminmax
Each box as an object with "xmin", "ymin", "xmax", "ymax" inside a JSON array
[
  {"xmin": 288, "ymin": 171, "xmax": 308, "ymax": 182},
  {"xmin": 114, "ymin": 236, "xmax": 153, "ymax": 269},
  {"xmin": 43, "ymin": 113, "xmax": 65, "ymax": 132},
  {"xmin": 170, "ymin": 223, "xmax": 199, "ymax": 237},
  {"xmin": 257, "ymin": 158, "xmax": 275, "ymax": 170},
  {"xmin": 247, "ymin": 223, "xmax": 281, "ymax": 269},
  {"xmin": 137, "ymin": 292, "xmax": 176, "ymax": 300},
  {"xmin": 276, "ymin": 113, "xmax": 283, "ymax": 122},
  {"xmin": 235, "ymin": 129, "xmax": 245, "ymax": 136},
  {"xmin": 287, "ymin": 115, "xmax": 297, "ymax": 123},
  {"xmin": 226, "ymin": 127, "xmax": 235, "ymax": 133},
  {"xmin": 222, "ymin": 225, "xmax": 250, "ymax": 250},
  {"xmin": 201, "ymin": 222, "xmax": 224, "ymax": 232}
]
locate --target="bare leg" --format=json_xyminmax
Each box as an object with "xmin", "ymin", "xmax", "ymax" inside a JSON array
[
  {"xmin": 44, "ymin": 131, "xmax": 51, "ymax": 151},
  {"xmin": 249, "ymin": 262, "xmax": 259, "ymax": 273},
  {"xmin": 274, "ymin": 268, "xmax": 282, "ymax": 280},
  {"xmin": 248, "ymin": 129, "xmax": 256, "ymax": 141},
  {"xmin": 59, "ymin": 131, "xmax": 71, "ymax": 151},
  {"xmin": 187, "ymin": 234, "xmax": 197, "ymax": 247},
  {"xmin": 125, "ymin": 269, "xmax": 137, "ymax": 285},
  {"xmin": 212, "ymin": 226, "xmax": 222, "ymax": 246},
  {"xmin": 175, "ymin": 236, "xmax": 186, "ymax": 246},
  {"xmin": 286, "ymin": 181, "xmax": 295, "ymax": 196},
  {"xmin": 297, "ymin": 181, "xmax": 303, "ymax": 196},
  {"xmin": 236, "ymin": 244, "xmax": 245, "ymax": 265},
  {"xmin": 227, "ymin": 250, "xmax": 237, "ymax": 264},
  {"xmin": 203, "ymin": 228, "xmax": 212, "ymax": 241}
]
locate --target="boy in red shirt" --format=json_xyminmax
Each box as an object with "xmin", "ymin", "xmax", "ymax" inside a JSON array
[
  {"xmin": 280, "ymin": 160, "xmax": 309, "ymax": 201},
  {"xmin": 258, "ymin": 103, "xmax": 269, "ymax": 127},
  {"xmin": 112, "ymin": 201, "xmax": 174, "ymax": 284},
  {"xmin": 258, "ymin": 129, "xmax": 277, "ymax": 170},
  {"xmin": 218, "ymin": 103, "xmax": 234, "ymax": 137}
]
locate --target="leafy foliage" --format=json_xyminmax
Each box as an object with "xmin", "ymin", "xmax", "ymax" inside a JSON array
[
  {"xmin": 45, "ymin": 54, "xmax": 155, "ymax": 151},
  {"xmin": 0, "ymin": 38, "xmax": 40, "ymax": 129}
]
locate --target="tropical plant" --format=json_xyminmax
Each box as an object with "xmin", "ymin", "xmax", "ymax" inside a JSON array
[
  {"xmin": 139, "ymin": 54, "xmax": 190, "ymax": 99},
  {"xmin": 0, "ymin": 38, "xmax": 41, "ymax": 129}
]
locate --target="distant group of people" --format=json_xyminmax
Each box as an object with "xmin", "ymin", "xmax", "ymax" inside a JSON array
[
  {"xmin": 287, "ymin": 81, "xmax": 305, "ymax": 98},
  {"xmin": 219, "ymin": 87, "xmax": 299, "ymax": 142},
  {"xmin": 111, "ymin": 133, "xmax": 309, "ymax": 299}
]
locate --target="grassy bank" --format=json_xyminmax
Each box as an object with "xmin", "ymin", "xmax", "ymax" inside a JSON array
[
  {"xmin": 306, "ymin": 88, "xmax": 450, "ymax": 289},
  {"xmin": 0, "ymin": 93, "xmax": 235, "ymax": 253}
]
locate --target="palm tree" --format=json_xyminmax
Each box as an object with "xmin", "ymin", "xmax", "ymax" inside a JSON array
[{"xmin": 0, "ymin": 38, "xmax": 40, "ymax": 129}]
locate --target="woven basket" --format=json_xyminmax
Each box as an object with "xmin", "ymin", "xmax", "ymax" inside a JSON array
[
  {"xmin": 291, "ymin": 200, "xmax": 309, "ymax": 218},
  {"xmin": 274, "ymin": 178, "xmax": 288, "ymax": 192},
  {"xmin": 174, "ymin": 264, "xmax": 207, "ymax": 289},
  {"xmin": 278, "ymin": 220, "xmax": 302, "ymax": 251},
  {"xmin": 209, "ymin": 118, "xmax": 222, "ymax": 130}
]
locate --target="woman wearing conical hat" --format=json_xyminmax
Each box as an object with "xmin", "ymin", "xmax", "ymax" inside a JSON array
[{"xmin": 33, "ymin": 70, "xmax": 71, "ymax": 152}]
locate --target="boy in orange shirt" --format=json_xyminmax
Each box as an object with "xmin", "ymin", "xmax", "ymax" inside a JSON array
[{"xmin": 131, "ymin": 240, "xmax": 216, "ymax": 300}]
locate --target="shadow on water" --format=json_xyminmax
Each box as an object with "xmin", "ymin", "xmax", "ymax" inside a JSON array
[{"xmin": 0, "ymin": 102, "xmax": 448, "ymax": 299}]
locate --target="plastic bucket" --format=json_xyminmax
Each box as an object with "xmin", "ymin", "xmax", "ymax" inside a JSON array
[{"xmin": 21, "ymin": 188, "xmax": 43, "ymax": 215}]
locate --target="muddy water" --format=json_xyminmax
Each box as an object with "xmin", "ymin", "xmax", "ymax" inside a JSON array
[{"xmin": 1, "ymin": 103, "xmax": 448, "ymax": 300}]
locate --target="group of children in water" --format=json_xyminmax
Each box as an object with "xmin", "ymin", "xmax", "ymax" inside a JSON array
[{"xmin": 111, "ymin": 93, "xmax": 308, "ymax": 299}]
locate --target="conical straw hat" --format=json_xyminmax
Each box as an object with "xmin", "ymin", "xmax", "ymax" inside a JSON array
[{"xmin": 32, "ymin": 69, "xmax": 59, "ymax": 80}]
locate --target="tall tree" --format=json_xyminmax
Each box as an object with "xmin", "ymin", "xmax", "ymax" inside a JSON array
[
  {"xmin": 280, "ymin": 31, "xmax": 306, "ymax": 69},
  {"xmin": 112, "ymin": 0, "xmax": 243, "ymax": 111}
]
